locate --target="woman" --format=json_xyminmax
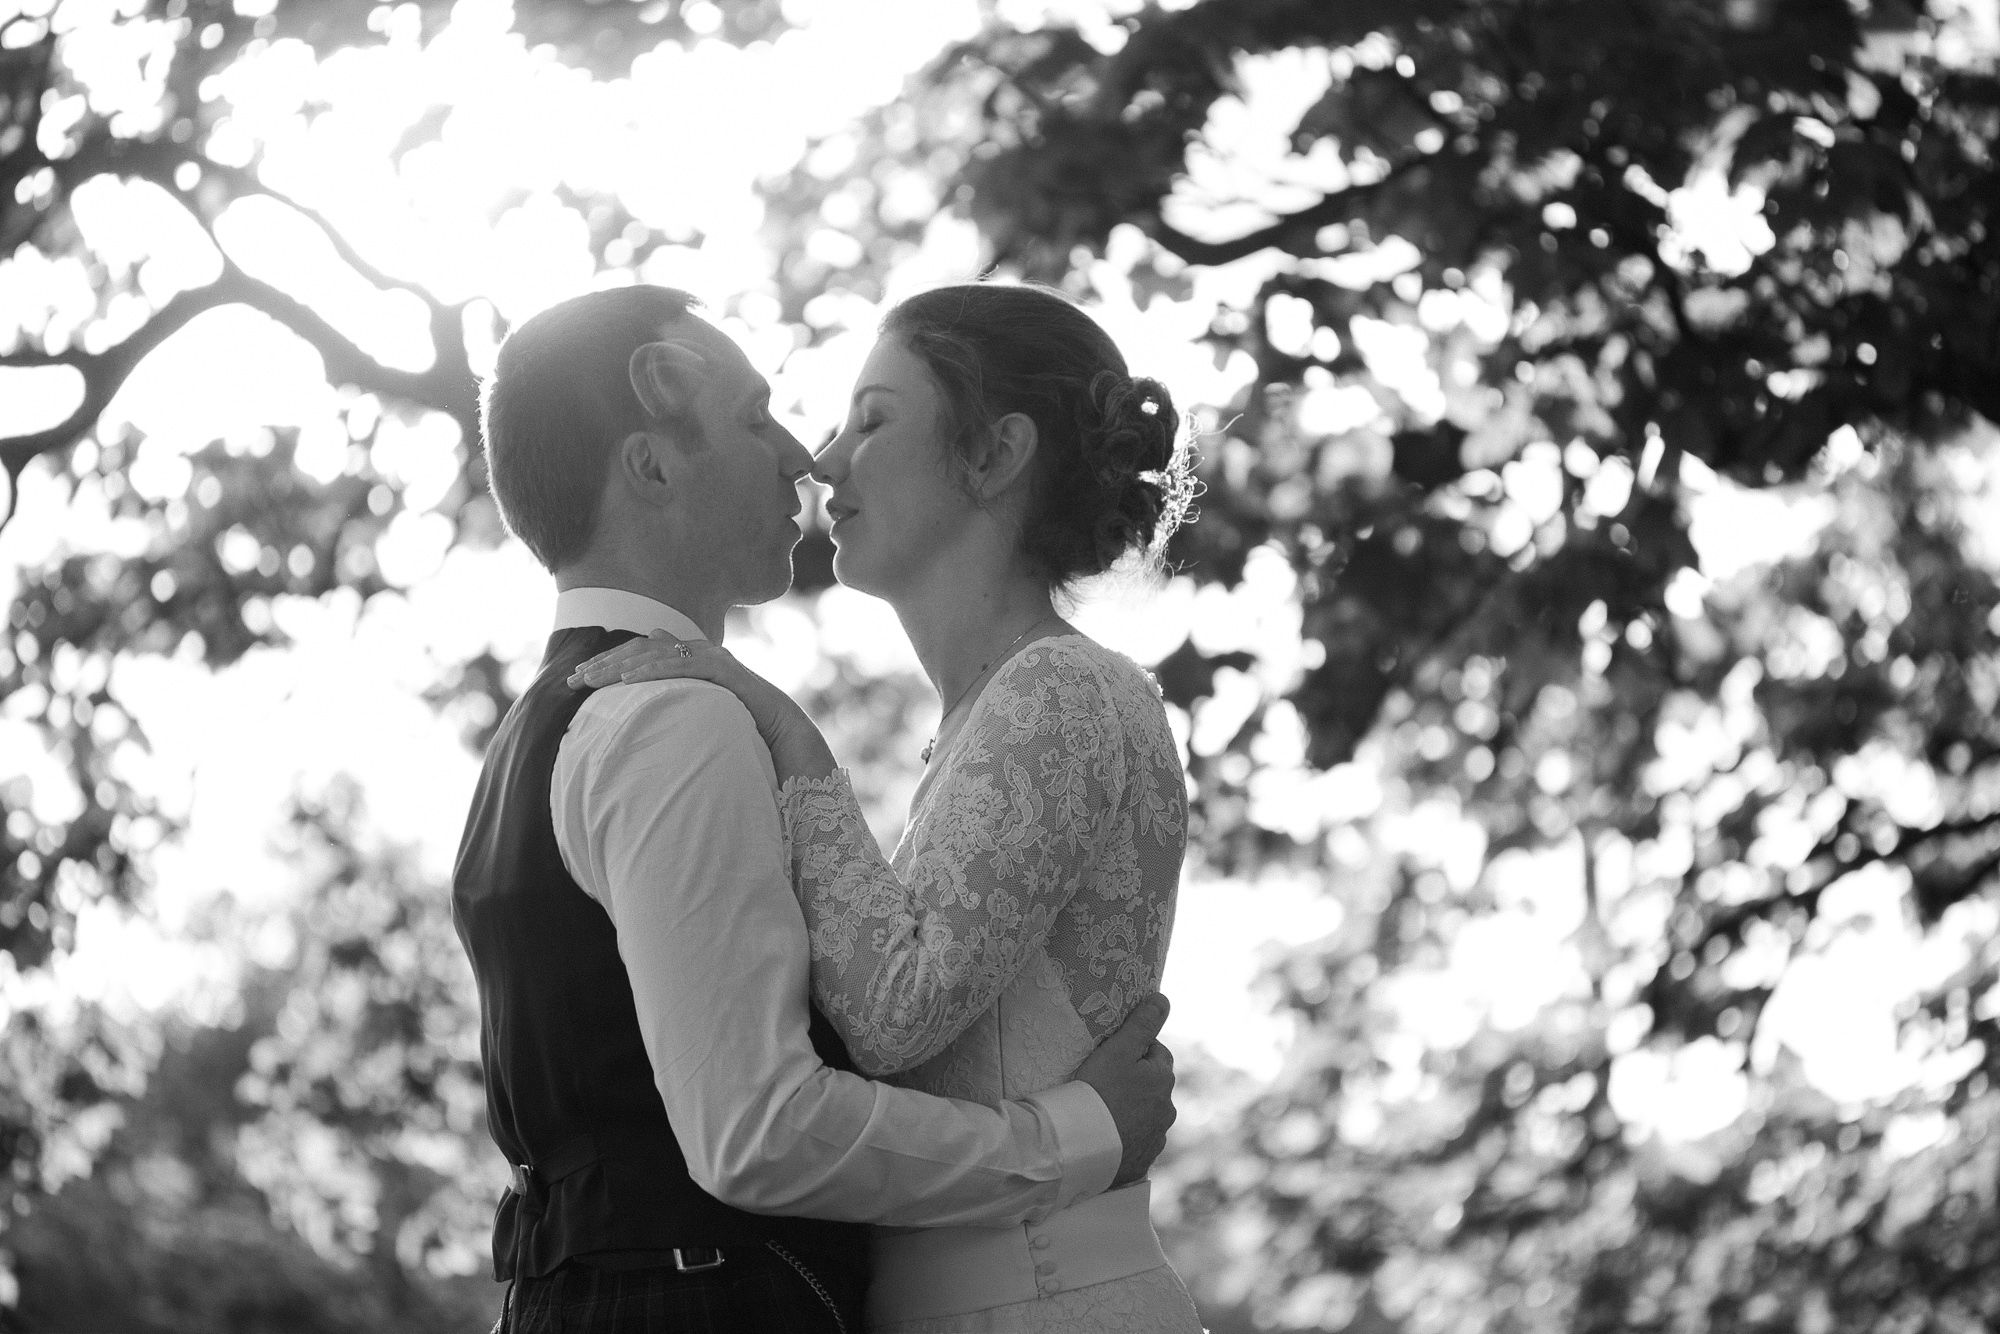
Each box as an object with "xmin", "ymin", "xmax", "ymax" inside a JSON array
[{"xmin": 572, "ymin": 283, "xmax": 1201, "ymax": 1332}]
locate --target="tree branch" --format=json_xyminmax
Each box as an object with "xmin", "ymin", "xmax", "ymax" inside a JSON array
[
  {"xmin": 0, "ymin": 346, "xmax": 85, "ymax": 369},
  {"xmin": 47, "ymin": 133, "xmax": 450, "ymax": 319},
  {"xmin": 1686, "ymin": 803, "xmax": 2000, "ymax": 957},
  {"xmin": 1, "ymin": 257, "xmax": 477, "ymax": 529},
  {"xmin": 1145, "ymin": 155, "xmax": 1431, "ymax": 266},
  {"xmin": 1, "ymin": 281, "xmax": 238, "ymax": 478},
  {"xmin": 3, "ymin": 112, "xmax": 485, "ymax": 535},
  {"xmin": 195, "ymin": 159, "xmax": 439, "ymax": 306}
]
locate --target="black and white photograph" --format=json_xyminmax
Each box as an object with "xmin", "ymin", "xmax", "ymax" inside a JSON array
[{"xmin": 3, "ymin": 0, "xmax": 1999, "ymax": 1330}]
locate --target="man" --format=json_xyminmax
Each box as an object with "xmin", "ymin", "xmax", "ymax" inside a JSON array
[{"xmin": 452, "ymin": 285, "xmax": 1177, "ymax": 1332}]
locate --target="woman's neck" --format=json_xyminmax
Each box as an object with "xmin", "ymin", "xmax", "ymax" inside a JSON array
[{"xmin": 893, "ymin": 562, "xmax": 1059, "ymax": 711}]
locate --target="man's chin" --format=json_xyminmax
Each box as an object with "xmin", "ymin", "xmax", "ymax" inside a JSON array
[{"xmin": 738, "ymin": 557, "xmax": 796, "ymax": 607}]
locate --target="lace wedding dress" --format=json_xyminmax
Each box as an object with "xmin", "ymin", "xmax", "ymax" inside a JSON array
[{"xmin": 778, "ymin": 634, "xmax": 1203, "ymax": 1333}]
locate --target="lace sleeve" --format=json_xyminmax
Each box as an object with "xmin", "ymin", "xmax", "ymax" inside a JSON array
[{"xmin": 774, "ymin": 646, "xmax": 1131, "ymax": 1076}]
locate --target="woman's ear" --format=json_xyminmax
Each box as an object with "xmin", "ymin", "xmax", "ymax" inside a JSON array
[
  {"xmin": 970, "ymin": 412, "xmax": 1039, "ymax": 500},
  {"xmin": 628, "ymin": 338, "xmax": 709, "ymax": 426}
]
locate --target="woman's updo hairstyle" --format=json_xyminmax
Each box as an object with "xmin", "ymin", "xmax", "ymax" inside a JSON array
[{"xmin": 881, "ymin": 283, "xmax": 1196, "ymax": 589}]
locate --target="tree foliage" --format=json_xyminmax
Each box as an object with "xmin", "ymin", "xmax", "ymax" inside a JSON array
[
  {"xmin": 3, "ymin": 0, "xmax": 2000, "ymax": 1329},
  {"xmin": 847, "ymin": 1, "xmax": 2000, "ymax": 1327},
  {"xmin": 1, "ymin": 0, "xmax": 803, "ymax": 1319},
  {"xmin": 5, "ymin": 782, "xmax": 494, "ymax": 1332}
]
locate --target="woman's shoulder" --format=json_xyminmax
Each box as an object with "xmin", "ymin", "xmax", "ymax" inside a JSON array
[
  {"xmin": 1003, "ymin": 633, "xmax": 1168, "ymax": 708},
  {"xmin": 975, "ymin": 634, "xmax": 1183, "ymax": 785}
]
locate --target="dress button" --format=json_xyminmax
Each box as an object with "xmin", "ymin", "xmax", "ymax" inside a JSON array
[
  {"xmin": 1031, "ymin": 1235, "xmax": 1051, "ymax": 1251},
  {"xmin": 1035, "ymin": 1258, "xmax": 1055, "ymax": 1276},
  {"xmin": 1039, "ymin": 1280, "xmax": 1060, "ymax": 1296}
]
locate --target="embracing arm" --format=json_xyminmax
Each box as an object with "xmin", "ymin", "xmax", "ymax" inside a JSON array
[
  {"xmin": 780, "ymin": 647, "xmax": 1140, "ymax": 1076},
  {"xmin": 570, "ymin": 636, "xmax": 1173, "ymax": 1078},
  {"xmin": 555, "ymin": 681, "xmax": 1130, "ymax": 1224},
  {"xmin": 571, "ymin": 633, "xmax": 1092, "ymax": 1075}
]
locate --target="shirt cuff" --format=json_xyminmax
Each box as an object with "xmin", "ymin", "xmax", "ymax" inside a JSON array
[{"xmin": 1028, "ymin": 1080, "xmax": 1121, "ymax": 1212}]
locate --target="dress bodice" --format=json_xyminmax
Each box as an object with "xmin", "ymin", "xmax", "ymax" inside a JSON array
[
  {"xmin": 775, "ymin": 634, "xmax": 1201, "ymax": 1332},
  {"xmin": 776, "ymin": 635, "xmax": 1186, "ymax": 1096}
]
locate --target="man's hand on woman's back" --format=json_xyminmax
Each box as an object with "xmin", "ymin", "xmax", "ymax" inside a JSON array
[{"xmin": 1072, "ymin": 993, "xmax": 1177, "ymax": 1187}]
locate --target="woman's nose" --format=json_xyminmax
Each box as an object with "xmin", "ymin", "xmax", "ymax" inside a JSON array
[{"xmin": 810, "ymin": 431, "xmax": 850, "ymax": 485}]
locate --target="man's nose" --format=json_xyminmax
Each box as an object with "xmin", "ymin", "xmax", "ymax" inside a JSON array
[{"xmin": 777, "ymin": 426, "xmax": 814, "ymax": 479}]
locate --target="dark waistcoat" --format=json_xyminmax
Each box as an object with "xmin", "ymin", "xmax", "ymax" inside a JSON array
[{"xmin": 451, "ymin": 625, "xmax": 865, "ymax": 1280}]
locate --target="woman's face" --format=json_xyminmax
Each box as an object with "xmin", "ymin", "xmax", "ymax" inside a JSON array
[{"xmin": 812, "ymin": 335, "xmax": 978, "ymax": 598}]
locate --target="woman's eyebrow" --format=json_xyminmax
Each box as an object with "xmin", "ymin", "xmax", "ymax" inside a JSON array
[{"xmin": 851, "ymin": 384, "xmax": 896, "ymax": 404}]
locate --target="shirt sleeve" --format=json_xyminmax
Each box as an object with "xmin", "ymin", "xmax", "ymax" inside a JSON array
[
  {"xmin": 552, "ymin": 679, "xmax": 1118, "ymax": 1225},
  {"xmin": 774, "ymin": 651, "xmax": 1130, "ymax": 1078}
]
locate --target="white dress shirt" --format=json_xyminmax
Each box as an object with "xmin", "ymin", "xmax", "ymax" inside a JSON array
[{"xmin": 547, "ymin": 587, "xmax": 1121, "ymax": 1227}]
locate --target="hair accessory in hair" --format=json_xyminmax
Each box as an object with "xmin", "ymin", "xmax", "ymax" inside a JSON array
[{"xmin": 1141, "ymin": 410, "xmax": 1203, "ymax": 559}]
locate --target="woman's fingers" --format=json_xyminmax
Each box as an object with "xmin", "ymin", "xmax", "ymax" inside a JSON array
[
  {"xmin": 570, "ymin": 648, "xmax": 639, "ymax": 682},
  {"xmin": 564, "ymin": 632, "xmax": 743, "ymax": 689},
  {"xmin": 568, "ymin": 634, "xmax": 693, "ymax": 687}
]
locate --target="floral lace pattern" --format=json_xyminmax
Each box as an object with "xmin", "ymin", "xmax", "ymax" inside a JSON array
[
  {"xmin": 777, "ymin": 636, "xmax": 1187, "ymax": 1083},
  {"xmin": 780, "ymin": 636, "xmax": 1198, "ymax": 1333}
]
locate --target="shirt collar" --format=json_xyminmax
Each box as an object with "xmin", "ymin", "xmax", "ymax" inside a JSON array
[{"xmin": 552, "ymin": 587, "xmax": 706, "ymax": 641}]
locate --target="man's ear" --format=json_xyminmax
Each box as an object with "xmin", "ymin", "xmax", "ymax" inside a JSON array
[
  {"xmin": 969, "ymin": 412, "xmax": 1039, "ymax": 500},
  {"xmin": 613, "ymin": 428, "xmax": 675, "ymax": 507},
  {"xmin": 629, "ymin": 337, "xmax": 709, "ymax": 424}
]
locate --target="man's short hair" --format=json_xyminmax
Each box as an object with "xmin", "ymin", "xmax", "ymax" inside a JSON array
[{"xmin": 480, "ymin": 285, "xmax": 704, "ymax": 570}]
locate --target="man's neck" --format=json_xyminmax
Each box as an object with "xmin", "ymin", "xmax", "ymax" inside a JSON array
[{"xmin": 554, "ymin": 562, "xmax": 728, "ymax": 642}]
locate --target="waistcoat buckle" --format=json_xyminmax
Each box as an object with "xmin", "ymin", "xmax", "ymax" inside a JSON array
[{"xmin": 672, "ymin": 1248, "xmax": 725, "ymax": 1272}]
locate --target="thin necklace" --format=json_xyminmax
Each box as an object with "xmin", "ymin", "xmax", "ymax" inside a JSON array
[{"xmin": 921, "ymin": 616, "xmax": 1054, "ymax": 764}]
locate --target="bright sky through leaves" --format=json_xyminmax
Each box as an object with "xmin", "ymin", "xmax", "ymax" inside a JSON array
[{"xmin": 1, "ymin": 0, "xmax": 1964, "ymax": 1149}]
